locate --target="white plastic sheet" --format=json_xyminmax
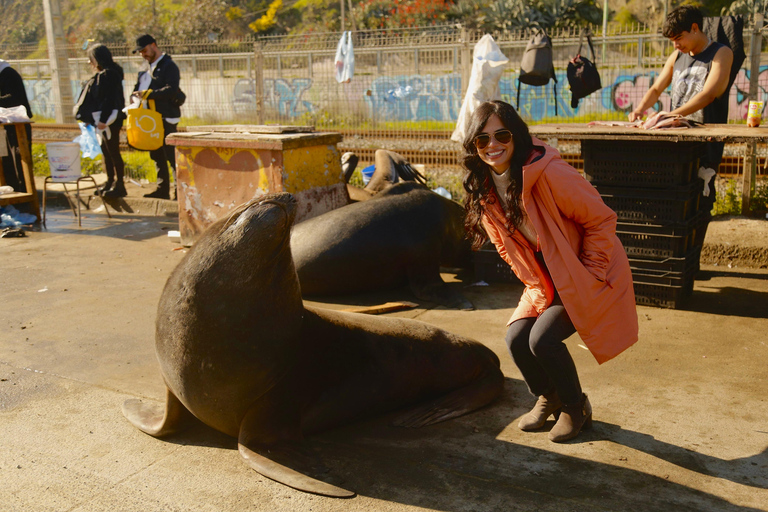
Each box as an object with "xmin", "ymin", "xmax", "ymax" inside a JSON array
[{"xmin": 451, "ymin": 35, "xmax": 509, "ymax": 143}]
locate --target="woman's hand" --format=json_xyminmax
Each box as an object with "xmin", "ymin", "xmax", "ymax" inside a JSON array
[{"xmin": 97, "ymin": 122, "xmax": 107, "ymax": 130}]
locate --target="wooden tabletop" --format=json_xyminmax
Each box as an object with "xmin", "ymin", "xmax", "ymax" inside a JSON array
[{"xmin": 528, "ymin": 123, "xmax": 768, "ymax": 143}]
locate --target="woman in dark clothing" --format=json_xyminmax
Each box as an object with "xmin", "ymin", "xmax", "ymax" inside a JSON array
[
  {"xmin": 0, "ymin": 59, "xmax": 33, "ymax": 192},
  {"xmin": 76, "ymin": 44, "xmax": 127, "ymax": 197}
]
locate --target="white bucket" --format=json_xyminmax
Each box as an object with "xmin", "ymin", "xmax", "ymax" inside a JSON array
[{"xmin": 46, "ymin": 142, "xmax": 81, "ymax": 182}]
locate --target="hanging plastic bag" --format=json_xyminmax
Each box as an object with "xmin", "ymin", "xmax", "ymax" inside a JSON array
[
  {"xmin": 335, "ymin": 31, "xmax": 354, "ymax": 84},
  {"xmin": 73, "ymin": 122, "xmax": 102, "ymax": 159},
  {"xmin": 451, "ymin": 34, "xmax": 509, "ymax": 142},
  {"xmin": 125, "ymin": 99, "xmax": 164, "ymax": 151}
]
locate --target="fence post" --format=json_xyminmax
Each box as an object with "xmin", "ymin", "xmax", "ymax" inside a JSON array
[
  {"xmin": 308, "ymin": 53, "xmax": 313, "ymax": 78},
  {"xmin": 741, "ymin": 13, "xmax": 764, "ymax": 215},
  {"xmin": 254, "ymin": 41, "xmax": 265, "ymax": 125},
  {"xmin": 219, "ymin": 55, "xmax": 224, "ymax": 78},
  {"xmin": 414, "ymin": 48, "xmax": 419, "ymax": 74},
  {"xmin": 637, "ymin": 36, "xmax": 644, "ymax": 68},
  {"xmin": 461, "ymin": 26, "xmax": 471, "ymax": 102}
]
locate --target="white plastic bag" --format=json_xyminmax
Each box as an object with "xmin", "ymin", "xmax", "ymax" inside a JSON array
[
  {"xmin": 335, "ymin": 31, "xmax": 355, "ymax": 84},
  {"xmin": 0, "ymin": 105, "xmax": 30, "ymax": 123},
  {"xmin": 451, "ymin": 35, "xmax": 509, "ymax": 142},
  {"xmin": 73, "ymin": 122, "xmax": 102, "ymax": 159}
]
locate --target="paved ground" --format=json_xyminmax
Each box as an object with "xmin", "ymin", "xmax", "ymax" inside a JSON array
[{"xmin": 1, "ymin": 188, "xmax": 767, "ymax": 511}]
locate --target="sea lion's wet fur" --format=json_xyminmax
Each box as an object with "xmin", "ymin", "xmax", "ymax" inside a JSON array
[
  {"xmin": 291, "ymin": 182, "xmax": 474, "ymax": 309},
  {"xmin": 122, "ymin": 192, "xmax": 503, "ymax": 497}
]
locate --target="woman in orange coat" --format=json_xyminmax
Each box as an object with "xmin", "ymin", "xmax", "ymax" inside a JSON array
[{"xmin": 462, "ymin": 101, "xmax": 638, "ymax": 442}]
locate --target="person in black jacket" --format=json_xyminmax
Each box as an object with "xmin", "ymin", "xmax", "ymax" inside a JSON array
[
  {"xmin": 131, "ymin": 34, "xmax": 181, "ymax": 200},
  {"xmin": 0, "ymin": 59, "xmax": 33, "ymax": 193},
  {"xmin": 75, "ymin": 44, "xmax": 127, "ymax": 198}
]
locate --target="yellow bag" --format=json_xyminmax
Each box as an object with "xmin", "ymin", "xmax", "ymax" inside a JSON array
[{"xmin": 126, "ymin": 99, "xmax": 164, "ymax": 151}]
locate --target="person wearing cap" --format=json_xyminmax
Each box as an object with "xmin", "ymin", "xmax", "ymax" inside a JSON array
[{"xmin": 131, "ymin": 34, "xmax": 182, "ymax": 200}]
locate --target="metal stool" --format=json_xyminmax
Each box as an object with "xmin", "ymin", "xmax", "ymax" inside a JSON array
[{"xmin": 42, "ymin": 175, "xmax": 112, "ymax": 227}]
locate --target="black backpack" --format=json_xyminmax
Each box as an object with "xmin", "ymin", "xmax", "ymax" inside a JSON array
[
  {"xmin": 517, "ymin": 28, "xmax": 558, "ymax": 115},
  {"xmin": 567, "ymin": 29, "xmax": 602, "ymax": 109}
]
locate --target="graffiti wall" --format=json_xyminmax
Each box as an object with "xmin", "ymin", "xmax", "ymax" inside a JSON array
[
  {"xmin": 232, "ymin": 65, "xmax": 768, "ymax": 124},
  {"xmin": 23, "ymin": 65, "xmax": 766, "ymax": 124}
]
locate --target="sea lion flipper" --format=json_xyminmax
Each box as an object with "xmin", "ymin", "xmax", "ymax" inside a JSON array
[
  {"xmin": 238, "ymin": 442, "xmax": 355, "ymax": 498},
  {"xmin": 391, "ymin": 370, "xmax": 504, "ymax": 428},
  {"xmin": 407, "ymin": 263, "xmax": 474, "ymax": 311},
  {"xmin": 122, "ymin": 387, "xmax": 195, "ymax": 437}
]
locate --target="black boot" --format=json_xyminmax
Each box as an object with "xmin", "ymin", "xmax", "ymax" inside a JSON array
[
  {"xmin": 144, "ymin": 188, "xmax": 170, "ymax": 200},
  {"xmin": 95, "ymin": 180, "xmax": 114, "ymax": 196},
  {"xmin": 104, "ymin": 181, "xmax": 127, "ymax": 198}
]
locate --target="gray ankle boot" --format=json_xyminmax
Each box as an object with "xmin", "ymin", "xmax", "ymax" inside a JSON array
[
  {"xmin": 549, "ymin": 393, "xmax": 592, "ymax": 443},
  {"xmin": 518, "ymin": 392, "xmax": 562, "ymax": 431}
]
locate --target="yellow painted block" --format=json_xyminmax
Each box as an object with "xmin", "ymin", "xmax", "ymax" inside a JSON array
[{"xmin": 281, "ymin": 145, "xmax": 344, "ymax": 193}]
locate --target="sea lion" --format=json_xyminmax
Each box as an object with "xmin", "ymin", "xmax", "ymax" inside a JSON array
[
  {"xmin": 344, "ymin": 150, "xmax": 427, "ymax": 202},
  {"xmin": 291, "ymin": 181, "xmax": 474, "ymax": 310},
  {"xmin": 122, "ymin": 192, "xmax": 503, "ymax": 498}
]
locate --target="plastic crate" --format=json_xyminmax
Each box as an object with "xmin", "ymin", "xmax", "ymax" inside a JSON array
[
  {"xmin": 633, "ymin": 278, "xmax": 695, "ymax": 309},
  {"xmin": 598, "ymin": 180, "xmax": 702, "ymax": 224},
  {"xmin": 582, "ymin": 140, "xmax": 704, "ymax": 188},
  {"xmin": 473, "ymin": 247, "xmax": 520, "ymax": 284},
  {"xmin": 616, "ymin": 214, "xmax": 704, "ymax": 260},
  {"xmin": 628, "ymin": 245, "xmax": 702, "ymax": 274}
]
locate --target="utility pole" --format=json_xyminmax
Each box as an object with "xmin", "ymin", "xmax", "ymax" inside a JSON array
[
  {"xmin": 42, "ymin": 0, "xmax": 74, "ymax": 123},
  {"xmin": 341, "ymin": 0, "xmax": 345, "ymax": 32}
]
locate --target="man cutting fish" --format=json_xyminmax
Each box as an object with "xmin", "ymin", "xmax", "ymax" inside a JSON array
[{"xmin": 628, "ymin": 5, "xmax": 733, "ymax": 247}]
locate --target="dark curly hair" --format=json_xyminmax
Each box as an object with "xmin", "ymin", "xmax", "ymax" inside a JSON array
[
  {"xmin": 662, "ymin": 5, "xmax": 703, "ymax": 39},
  {"xmin": 461, "ymin": 100, "xmax": 533, "ymax": 251}
]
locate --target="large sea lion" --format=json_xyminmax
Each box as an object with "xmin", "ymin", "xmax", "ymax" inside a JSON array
[
  {"xmin": 122, "ymin": 192, "xmax": 503, "ymax": 498},
  {"xmin": 291, "ymin": 181, "xmax": 474, "ymax": 310}
]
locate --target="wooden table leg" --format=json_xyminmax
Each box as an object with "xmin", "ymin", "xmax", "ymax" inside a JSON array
[
  {"xmin": 15, "ymin": 123, "xmax": 41, "ymax": 221},
  {"xmin": 741, "ymin": 140, "xmax": 757, "ymax": 215}
]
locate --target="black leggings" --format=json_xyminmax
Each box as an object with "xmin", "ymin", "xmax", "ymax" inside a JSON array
[
  {"xmin": 100, "ymin": 118, "xmax": 125, "ymax": 183},
  {"xmin": 505, "ymin": 294, "xmax": 582, "ymax": 406}
]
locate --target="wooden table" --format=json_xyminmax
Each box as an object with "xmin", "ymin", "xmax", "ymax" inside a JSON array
[
  {"xmin": 529, "ymin": 123, "xmax": 767, "ymax": 215},
  {"xmin": 0, "ymin": 121, "xmax": 40, "ymax": 221}
]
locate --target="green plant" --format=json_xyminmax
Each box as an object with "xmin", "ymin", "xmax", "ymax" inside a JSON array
[
  {"xmin": 749, "ymin": 178, "xmax": 768, "ymax": 217},
  {"xmin": 123, "ymin": 150, "xmax": 157, "ymax": 181},
  {"xmin": 712, "ymin": 177, "xmax": 742, "ymax": 216}
]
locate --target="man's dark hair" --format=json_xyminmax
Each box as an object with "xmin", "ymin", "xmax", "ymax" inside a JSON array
[{"xmin": 663, "ymin": 5, "xmax": 704, "ymax": 38}]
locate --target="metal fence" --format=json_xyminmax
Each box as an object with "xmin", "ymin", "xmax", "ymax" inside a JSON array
[{"xmin": 2, "ymin": 21, "xmax": 766, "ymax": 132}]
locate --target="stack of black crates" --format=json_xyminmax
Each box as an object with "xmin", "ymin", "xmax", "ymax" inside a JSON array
[{"xmin": 582, "ymin": 139, "xmax": 706, "ymax": 308}]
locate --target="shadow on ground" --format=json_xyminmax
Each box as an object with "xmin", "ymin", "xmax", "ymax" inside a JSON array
[{"xmin": 128, "ymin": 377, "xmax": 766, "ymax": 512}]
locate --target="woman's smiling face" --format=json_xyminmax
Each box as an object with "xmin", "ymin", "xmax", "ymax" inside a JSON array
[{"xmin": 476, "ymin": 114, "xmax": 514, "ymax": 175}]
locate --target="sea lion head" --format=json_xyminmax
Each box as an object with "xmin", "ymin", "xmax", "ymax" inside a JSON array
[{"xmin": 156, "ymin": 193, "xmax": 305, "ymax": 436}]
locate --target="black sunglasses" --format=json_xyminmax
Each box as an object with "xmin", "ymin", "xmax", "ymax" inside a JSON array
[{"xmin": 473, "ymin": 129, "xmax": 513, "ymax": 150}]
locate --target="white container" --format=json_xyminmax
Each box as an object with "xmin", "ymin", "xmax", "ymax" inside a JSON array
[{"xmin": 46, "ymin": 142, "xmax": 81, "ymax": 182}]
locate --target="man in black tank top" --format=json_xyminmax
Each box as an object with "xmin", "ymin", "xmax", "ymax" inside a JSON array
[{"xmin": 627, "ymin": 5, "xmax": 734, "ymax": 247}]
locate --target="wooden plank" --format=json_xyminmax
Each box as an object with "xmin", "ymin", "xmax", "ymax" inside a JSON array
[{"xmin": 529, "ymin": 123, "xmax": 768, "ymax": 143}]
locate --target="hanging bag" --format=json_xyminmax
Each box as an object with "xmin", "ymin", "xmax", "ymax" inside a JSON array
[
  {"xmin": 517, "ymin": 28, "xmax": 558, "ymax": 115},
  {"xmin": 567, "ymin": 29, "xmax": 602, "ymax": 109},
  {"xmin": 126, "ymin": 99, "xmax": 164, "ymax": 151},
  {"xmin": 334, "ymin": 31, "xmax": 355, "ymax": 84}
]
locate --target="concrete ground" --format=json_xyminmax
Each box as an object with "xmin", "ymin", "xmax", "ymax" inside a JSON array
[{"xmin": 1, "ymin": 186, "xmax": 767, "ymax": 512}]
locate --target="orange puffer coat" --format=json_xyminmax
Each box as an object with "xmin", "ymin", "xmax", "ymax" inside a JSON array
[{"xmin": 481, "ymin": 138, "xmax": 638, "ymax": 364}]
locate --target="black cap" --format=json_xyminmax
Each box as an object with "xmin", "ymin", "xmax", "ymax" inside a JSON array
[{"xmin": 132, "ymin": 34, "xmax": 156, "ymax": 54}]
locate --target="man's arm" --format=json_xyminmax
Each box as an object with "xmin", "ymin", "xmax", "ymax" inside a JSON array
[
  {"xmin": 668, "ymin": 45, "xmax": 733, "ymax": 118},
  {"xmin": 628, "ymin": 51, "xmax": 678, "ymax": 121}
]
